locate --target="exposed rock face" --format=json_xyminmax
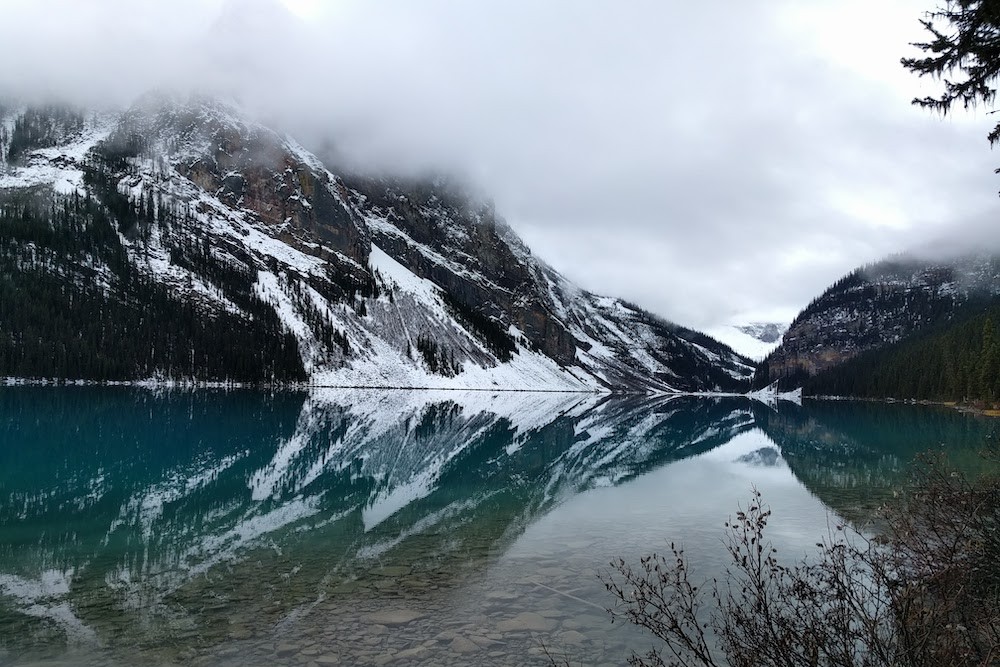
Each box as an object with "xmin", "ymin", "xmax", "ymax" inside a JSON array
[
  {"xmin": 342, "ymin": 176, "xmax": 577, "ymax": 365},
  {"xmin": 339, "ymin": 174, "xmax": 754, "ymax": 390},
  {"xmin": 757, "ymin": 254, "xmax": 1000, "ymax": 389},
  {"xmin": 125, "ymin": 94, "xmax": 370, "ymax": 269}
]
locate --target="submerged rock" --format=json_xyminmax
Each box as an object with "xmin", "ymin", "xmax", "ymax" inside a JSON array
[
  {"xmin": 496, "ymin": 612, "xmax": 557, "ymax": 633},
  {"xmin": 363, "ymin": 609, "xmax": 427, "ymax": 627}
]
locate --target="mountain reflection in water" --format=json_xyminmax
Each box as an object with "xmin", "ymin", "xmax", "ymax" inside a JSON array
[{"xmin": 0, "ymin": 389, "xmax": 995, "ymax": 665}]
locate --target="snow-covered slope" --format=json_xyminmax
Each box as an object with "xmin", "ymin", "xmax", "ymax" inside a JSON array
[
  {"xmin": 0, "ymin": 96, "xmax": 754, "ymax": 392},
  {"xmin": 706, "ymin": 322, "xmax": 788, "ymax": 361}
]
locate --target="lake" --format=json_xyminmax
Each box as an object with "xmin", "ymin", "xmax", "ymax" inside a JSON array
[{"xmin": 0, "ymin": 389, "xmax": 996, "ymax": 666}]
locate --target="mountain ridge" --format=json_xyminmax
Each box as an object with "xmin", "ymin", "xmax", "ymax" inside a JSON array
[
  {"xmin": 0, "ymin": 95, "xmax": 754, "ymax": 392},
  {"xmin": 755, "ymin": 252, "xmax": 1000, "ymax": 395}
]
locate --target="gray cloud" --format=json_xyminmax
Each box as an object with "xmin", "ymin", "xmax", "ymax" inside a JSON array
[{"xmin": 1, "ymin": 0, "xmax": 996, "ymax": 330}]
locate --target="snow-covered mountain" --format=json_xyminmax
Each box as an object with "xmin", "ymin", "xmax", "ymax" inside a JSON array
[
  {"xmin": 0, "ymin": 95, "xmax": 754, "ymax": 391},
  {"xmin": 705, "ymin": 321, "xmax": 788, "ymax": 361},
  {"xmin": 736, "ymin": 322, "xmax": 787, "ymax": 343}
]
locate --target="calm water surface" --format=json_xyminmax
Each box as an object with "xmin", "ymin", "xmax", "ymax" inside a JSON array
[{"xmin": 0, "ymin": 389, "xmax": 996, "ymax": 666}]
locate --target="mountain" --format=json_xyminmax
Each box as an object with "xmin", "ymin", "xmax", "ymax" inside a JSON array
[
  {"xmin": 0, "ymin": 95, "xmax": 754, "ymax": 392},
  {"xmin": 705, "ymin": 321, "xmax": 788, "ymax": 361},
  {"xmin": 755, "ymin": 253, "xmax": 1000, "ymax": 395}
]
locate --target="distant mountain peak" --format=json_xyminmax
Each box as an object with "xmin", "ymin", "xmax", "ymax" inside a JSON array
[
  {"xmin": 735, "ymin": 322, "xmax": 788, "ymax": 344},
  {"xmin": 706, "ymin": 321, "xmax": 788, "ymax": 362}
]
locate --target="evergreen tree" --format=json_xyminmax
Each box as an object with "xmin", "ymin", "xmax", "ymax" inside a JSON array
[
  {"xmin": 981, "ymin": 317, "xmax": 1000, "ymax": 399},
  {"xmin": 903, "ymin": 2, "xmax": 1000, "ymax": 163},
  {"xmin": 0, "ymin": 183, "xmax": 307, "ymax": 384},
  {"xmin": 804, "ymin": 302, "xmax": 1000, "ymax": 403}
]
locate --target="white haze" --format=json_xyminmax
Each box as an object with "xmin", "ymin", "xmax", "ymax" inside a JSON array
[{"xmin": 1, "ymin": 0, "xmax": 998, "ymax": 331}]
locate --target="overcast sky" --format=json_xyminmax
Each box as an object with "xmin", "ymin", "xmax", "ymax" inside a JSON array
[{"xmin": 2, "ymin": 0, "xmax": 998, "ymax": 329}]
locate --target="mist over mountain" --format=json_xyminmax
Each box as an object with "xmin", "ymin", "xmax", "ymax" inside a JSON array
[{"xmin": 3, "ymin": 0, "xmax": 998, "ymax": 332}]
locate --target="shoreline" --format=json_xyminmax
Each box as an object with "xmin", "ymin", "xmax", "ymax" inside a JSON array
[
  {"xmin": 0, "ymin": 376, "xmax": 621, "ymax": 395},
  {"xmin": 806, "ymin": 393, "xmax": 1000, "ymax": 418},
  {"xmin": 0, "ymin": 377, "xmax": 766, "ymax": 398}
]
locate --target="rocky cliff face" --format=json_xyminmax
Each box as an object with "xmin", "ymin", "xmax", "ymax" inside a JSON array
[
  {"xmin": 0, "ymin": 95, "xmax": 754, "ymax": 391},
  {"xmin": 341, "ymin": 176, "xmax": 577, "ymax": 364},
  {"xmin": 757, "ymin": 254, "xmax": 1000, "ymax": 389},
  {"xmin": 123, "ymin": 94, "xmax": 370, "ymax": 269}
]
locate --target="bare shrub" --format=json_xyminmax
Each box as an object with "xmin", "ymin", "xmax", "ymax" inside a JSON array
[{"xmin": 600, "ymin": 453, "xmax": 1000, "ymax": 667}]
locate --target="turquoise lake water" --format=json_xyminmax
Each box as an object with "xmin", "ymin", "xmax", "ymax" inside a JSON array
[{"xmin": 0, "ymin": 389, "xmax": 996, "ymax": 666}]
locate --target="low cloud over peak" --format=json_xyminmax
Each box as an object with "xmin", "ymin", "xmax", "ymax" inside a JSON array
[{"xmin": 1, "ymin": 0, "xmax": 996, "ymax": 330}]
